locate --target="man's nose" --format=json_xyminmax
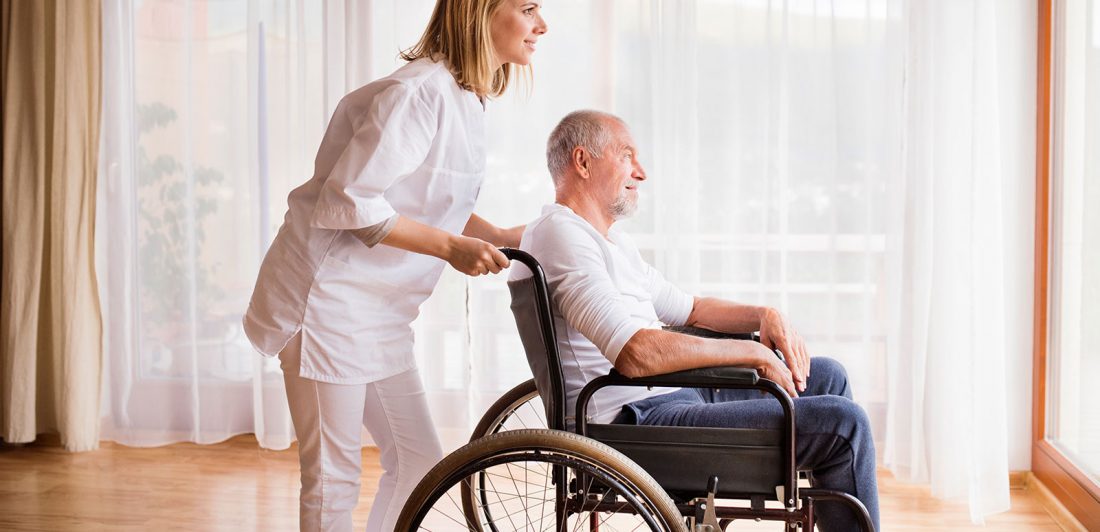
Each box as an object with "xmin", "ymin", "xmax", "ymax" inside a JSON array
[{"xmin": 632, "ymin": 161, "xmax": 647, "ymax": 181}]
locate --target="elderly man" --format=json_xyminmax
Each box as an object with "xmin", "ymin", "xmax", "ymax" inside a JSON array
[{"xmin": 510, "ymin": 110, "xmax": 880, "ymax": 531}]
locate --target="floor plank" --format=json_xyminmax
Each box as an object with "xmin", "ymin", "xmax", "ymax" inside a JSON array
[{"xmin": 0, "ymin": 434, "xmax": 1067, "ymax": 531}]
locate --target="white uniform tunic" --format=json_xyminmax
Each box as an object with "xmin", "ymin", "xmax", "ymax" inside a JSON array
[{"xmin": 244, "ymin": 58, "xmax": 485, "ymax": 384}]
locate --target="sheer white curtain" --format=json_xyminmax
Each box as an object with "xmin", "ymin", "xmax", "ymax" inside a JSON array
[
  {"xmin": 98, "ymin": 0, "xmax": 1027, "ymax": 521},
  {"xmin": 884, "ymin": 0, "xmax": 1021, "ymax": 522},
  {"xmin": 97, "ymin": 0, "xmax": 436, "ymax": 449},
  {"xmin": 622, "ymin": 0, "xmax": 904, "ymax": 420}
]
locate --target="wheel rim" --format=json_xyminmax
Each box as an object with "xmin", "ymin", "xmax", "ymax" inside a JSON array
[
  {"xmin": 464, "ymin": 384, "xmax": 547, "ymax": 530},
  {"xmin": 414, "ymin": 449, "xmax": 675, "ymax": 531},
  {"xmin": 488, "ymin": 391, "xmax": 545, "ymax": 435}
]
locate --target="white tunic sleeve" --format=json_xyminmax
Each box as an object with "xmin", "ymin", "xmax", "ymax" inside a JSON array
[
  {"xmin": 311, "ymin": 83, "xmax": 437, "ymax": 230},
  {"xmin": 533, "ymin": 222, "xmax": 653, "ymax": 364}
]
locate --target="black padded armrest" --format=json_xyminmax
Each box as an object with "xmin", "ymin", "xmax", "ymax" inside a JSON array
[
  {"xmin": 663, "ymin": 325, "xmax": 757, "ymax": 341},
  {"xmin": 663, "ymin": 325, "xmax": 784, "ymax": 362},
  {"xmin": 605, "ymin": 366, "xmax": 759, "ymax": 387}
]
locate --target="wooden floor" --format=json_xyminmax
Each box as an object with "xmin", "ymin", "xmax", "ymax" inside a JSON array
[{"xmin": 0, "ymin": 434, "xmax": 1069, "ymax": 531}]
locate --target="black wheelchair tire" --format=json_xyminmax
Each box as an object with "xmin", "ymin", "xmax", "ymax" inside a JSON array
[
  {"xmin": 396, "ymin": 429, "xmax": 686, "ymax": 532},
  {"xmin": 462, "ymin": 379, "xmax": 543, "ymax": 530}
]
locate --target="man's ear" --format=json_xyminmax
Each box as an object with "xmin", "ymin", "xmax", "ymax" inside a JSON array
[{"xmin": 572, "ymin": 147, "xmax": 590, "ymax": 179}]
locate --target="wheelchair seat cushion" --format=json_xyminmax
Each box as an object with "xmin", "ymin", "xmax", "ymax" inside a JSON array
[{"xmin": 586, "ymin": 423, "xmax": 784, "ymax": 499}]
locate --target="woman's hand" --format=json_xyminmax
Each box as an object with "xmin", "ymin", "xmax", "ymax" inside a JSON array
[
  {"xmin": 759, "ymin": 307, "xmax": 810, "ymax": 393},
  {"xmin": 446, "ymin": 235, "xmax": 510, "ymax": 276},
  {"xmin": 378, "ymin": 216, "xmax": 509, "ymax": 275}
]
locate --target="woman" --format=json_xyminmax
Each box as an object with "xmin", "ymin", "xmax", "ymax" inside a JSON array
[{"xmin": 242, "ymin": 1, "xmax": 547, "ymax": 530}]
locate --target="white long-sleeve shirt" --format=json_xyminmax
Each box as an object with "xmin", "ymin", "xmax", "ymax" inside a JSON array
[
  {"xmin": 243, "ymin": 58, "xmax": 486, "ymax": 384},
  {"xmin": 510, "ymin": 204, "xmax": 694, "ymax": 424}
]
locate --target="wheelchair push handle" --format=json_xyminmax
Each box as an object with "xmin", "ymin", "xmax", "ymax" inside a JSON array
[{"xmin": 500, "ymin": 247, "xmax": 537, "ymax": 270}]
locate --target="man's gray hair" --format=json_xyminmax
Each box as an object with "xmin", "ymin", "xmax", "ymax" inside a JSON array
[{"xmin": 546, "ymin": 110, "xmax": 625, "ymax": 185}]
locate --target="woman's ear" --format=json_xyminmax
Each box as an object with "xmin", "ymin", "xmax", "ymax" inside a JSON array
[{"xmin": 572, "ymin": 147, "xmax": 590, "ymax": 179}]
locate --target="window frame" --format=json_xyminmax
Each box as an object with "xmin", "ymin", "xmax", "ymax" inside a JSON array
[{"xmin": 1031, "ymin": 1, "xmax": 1100, "ymax": 528}]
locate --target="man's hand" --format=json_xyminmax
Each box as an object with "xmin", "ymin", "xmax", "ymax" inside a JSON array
[
  {"xmin": 446, "ymin": 235, "xmax": 510, "ymax": 276},
  {"xmin": 753, "ymin": 342, "xmax": 799, "ymax": 398},
  {"xmin": 759, "ymin": 307, "xmax": 810, "ymax": 393}
]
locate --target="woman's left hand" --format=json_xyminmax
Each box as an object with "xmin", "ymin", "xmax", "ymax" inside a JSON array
[{"xmin": 758, "ymin": 307, "xmax": 810, "ymax": 392}]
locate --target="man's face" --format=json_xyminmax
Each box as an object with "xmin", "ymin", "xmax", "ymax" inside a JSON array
[{"xmin": 589, "ymin": 120, "xmax": 647, "ymax": 220}]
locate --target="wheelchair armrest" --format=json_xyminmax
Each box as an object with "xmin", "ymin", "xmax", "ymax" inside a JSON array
[
  {"xmin": 663, "ymin": 325, "xmax": 758, "ymax": 342},
  {"xmin": 580, "ymin": 366, "xmax": 788, "ymax": 430},
  {"xmin": 663, "ymin": 326, "xmax": 785, "ymax": 363},
  {"xmin": 605, "ymin": 366, "xmax": 759, "ymax": 388}
]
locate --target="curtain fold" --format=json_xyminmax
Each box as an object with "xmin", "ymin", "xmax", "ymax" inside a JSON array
[
  {"xmin": 885, "ymin": 0, "xmax": 1012, "ymax": 522},
  {"xmin": 1, "ymin": 0, "xmax": 103, "ymax": 451}
]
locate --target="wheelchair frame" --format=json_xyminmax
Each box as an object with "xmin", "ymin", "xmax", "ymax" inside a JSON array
[{"xmin": 396, "ymin": 248, "xmax": 875, "ymax": 531}]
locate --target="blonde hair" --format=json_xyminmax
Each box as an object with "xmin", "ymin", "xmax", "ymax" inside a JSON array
[{"xmin": 401, "ymin": 0, "xmax": 530, "ymax": 98}]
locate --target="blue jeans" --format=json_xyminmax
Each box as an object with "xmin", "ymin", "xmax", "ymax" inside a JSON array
[{"xmin": 615, "ymin": 357, "xmax": 880, "ymax": 532}]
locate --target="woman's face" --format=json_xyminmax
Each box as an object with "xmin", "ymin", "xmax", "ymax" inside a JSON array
[{"xmin": 489, "ymin": 0, "xmax": 548, "ymax": 68}]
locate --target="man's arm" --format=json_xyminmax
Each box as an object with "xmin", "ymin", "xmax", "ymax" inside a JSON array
[
  {"xmin": 462, "ymin": 213, "xmax": 524, "ymax": 248},
  {"xmin": 681, "ymin": 296, "xmax": 810, "ymax": 392},
  {"xmin": 530, "ymin": 219, "xmax": 794, "ymax": 398},
  {"xmin": 683, "ymin": 296, "xmax": 767, "ymax": 334},
  {"xmin": 614, "ymin": 329, "xmax": 799, "ymax": 397}
]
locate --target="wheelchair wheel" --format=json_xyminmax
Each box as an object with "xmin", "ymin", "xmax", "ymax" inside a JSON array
[
  {"xmin": 470, "ymin": 379, "xmax": 544, "ymax": 441},
  {"xmin": 462, "ymin": 379, "xmax": 545, "ymax": 528},
  {"xmin": 397, "ymin": 429, "xmax": 686, "ymax": 531}
]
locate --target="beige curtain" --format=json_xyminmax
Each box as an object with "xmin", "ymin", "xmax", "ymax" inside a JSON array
[{"xmin": 1, "ymin": 0, "xmax": 102, "ymax": 451}]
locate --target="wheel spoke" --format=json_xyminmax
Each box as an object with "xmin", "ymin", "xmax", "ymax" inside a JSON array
[
  {"xmin": 406, "ymin": 428, "xmax": 678, "ymax": 531},
  {"xmin": 485, "ymin": 466, "xmax": 522, "ymax": 531}
]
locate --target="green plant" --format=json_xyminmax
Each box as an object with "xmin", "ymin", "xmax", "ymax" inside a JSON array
[{"xmin": 135, "ymin": 102, "xmax": 224, "ymax": 340}]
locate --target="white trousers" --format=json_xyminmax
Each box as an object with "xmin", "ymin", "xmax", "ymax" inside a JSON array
[{"xmin": 280, "ymin": 334, "xmax": 443, "ymax": 532}]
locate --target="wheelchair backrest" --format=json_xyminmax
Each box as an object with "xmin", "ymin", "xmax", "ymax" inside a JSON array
[{"xmin": 502, "ymin": 248, "xmax": 569, "ymax": 432}]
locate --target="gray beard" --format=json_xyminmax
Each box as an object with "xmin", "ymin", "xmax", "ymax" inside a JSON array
[{"xmin": 609, "ymin": 190, "xmax": 637, "ymax": 220}]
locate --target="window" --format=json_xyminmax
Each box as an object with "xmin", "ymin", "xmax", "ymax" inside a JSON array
[
  {"xmin": 1034, "ymin": 0, "xmax": 1100, "ymax": 527},
  {"xmin": 1048, "ymin": 0, "xmax": 1100, "ymax": 484}
]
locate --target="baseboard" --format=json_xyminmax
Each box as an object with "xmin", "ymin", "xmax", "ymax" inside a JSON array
[
  {"xmin": 1009, "ymin": 470, "xmax": 1029, "ymax": 489},
  {"xmin": 1027, "ymin": 472, "xmax": 1088, "ymax": 532}
]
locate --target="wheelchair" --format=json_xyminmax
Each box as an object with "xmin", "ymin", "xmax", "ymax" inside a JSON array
[{"xmin": 395, "ymin": 249, "xmax": 875, "ymax": 531}]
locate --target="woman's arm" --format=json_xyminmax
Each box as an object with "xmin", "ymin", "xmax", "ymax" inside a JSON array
[
  {"xmin": 462, "ymin": 213, "xmax": 525, "ymax": 248},
  {"xmin": 356, "ymin": 215, "xmax": 510, "ymax": 276}
]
